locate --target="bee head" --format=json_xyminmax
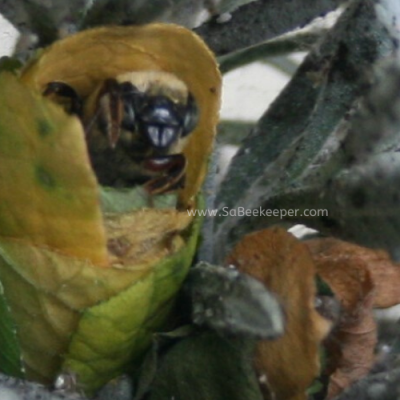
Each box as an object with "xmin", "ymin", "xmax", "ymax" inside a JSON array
[{"xmin": 118, "ymin": 72, "xmax": 199, "ymax": 151}]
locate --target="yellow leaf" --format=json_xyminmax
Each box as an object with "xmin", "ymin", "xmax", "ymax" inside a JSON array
[
  {"xmin": 0, "ymin": 73, "xmax": 107, "ymax": 265},
  {"xmin": 0, "ymin": 24, "xmax": 220, "ymax": 393},
  {"xmin": 0, "ymin": 208, "xmax": 200, "ymax": 393}
]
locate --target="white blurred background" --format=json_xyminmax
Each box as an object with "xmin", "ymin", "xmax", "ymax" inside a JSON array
[{"xmin": 0, "ymin": 14, "xmax": 18, "ymax": 55}]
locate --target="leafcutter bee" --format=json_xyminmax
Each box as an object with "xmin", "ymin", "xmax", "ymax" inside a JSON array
[{"xmin": 44, "ymin": 70, "xmax": 199, "ymax": 194}]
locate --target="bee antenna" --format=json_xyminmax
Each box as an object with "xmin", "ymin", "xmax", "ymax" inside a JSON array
[{"xmin": 84, "ymin": 106, "xmax": 102, "ymax": 138}]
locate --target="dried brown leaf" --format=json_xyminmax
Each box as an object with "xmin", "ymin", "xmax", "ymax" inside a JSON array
[
  {"xmin": 307, "ymin": 238, "xmax": 400, "ymax": 308},
  {"xmin": 226, "ymin": 227, "xmax": 330, "ymax": 400},
  {"xmin": 306, "ymin": 239, "xmax": 378, "ymax": 399}
]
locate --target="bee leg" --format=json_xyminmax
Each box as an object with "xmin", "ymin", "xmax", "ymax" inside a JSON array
[
  {"xmin": 143, "ymin": 154, "xmax": 186, "ymax": 195},
  {"xmin": 43, "ymin": 81, "xmax": 83, "ymax": 116},
  {"xmin": 96, "ymin": 78, "xmax": 124, "ymax": 148}
]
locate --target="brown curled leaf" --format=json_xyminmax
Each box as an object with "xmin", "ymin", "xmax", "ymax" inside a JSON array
[
  {"xmin": 307, "ymin": 238, "xmax": 400, "ymax": 308},
  {"xmin": 226, "ymin": 227, "xmax": 331, "ymax": 400},
  {"xmin": 306, "ymin": 239, "xmax": 379, "ymax": 399}
]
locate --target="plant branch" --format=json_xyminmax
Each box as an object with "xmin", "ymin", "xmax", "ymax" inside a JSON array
[
  {"xmin": 218, "ymin": 30, "xmax": 322, "ymax": 74},
  {"xmin": 195, "ymin": 0, "xmax": 346, "ymax": 56},
  {"xmin": 213, "ymin": 0, "xmax": 400, "ymax": 262}
]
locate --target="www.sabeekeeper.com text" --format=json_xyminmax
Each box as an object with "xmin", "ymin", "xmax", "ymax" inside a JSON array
[{"xmin": 187, "ymin": 207, "xmax": 328, "ymax": 219}]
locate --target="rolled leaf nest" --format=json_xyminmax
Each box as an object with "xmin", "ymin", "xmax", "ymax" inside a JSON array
[{"xmin": 0, "ymin": 24, "xmax": 221, "ymax": 395}]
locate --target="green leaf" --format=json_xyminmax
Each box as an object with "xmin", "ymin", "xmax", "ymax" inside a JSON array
[
  {"xmin": 141, "ymin": 330, "xmax": 262, "ymax": 400},
  {"xmin": 0, "ymin": 208, "xmax": 201, "ymax": 394},
  {"xmin": 62, "ymin": 212, "xmax": 202, "ymax": 395},
  {"xmin": 0, "ymin": 284, "xmax": 22, "ymax": 378},
  {"xmin": 186, "ymin": 262, "xmax": 284, "ymax": 339},
  {"xmin": 134, "ymin": 326, "xmax": 194, "ymax": 400},
  {"xmin": 0, "ymin": 57, "xmax": 23, "ymax": 74}
]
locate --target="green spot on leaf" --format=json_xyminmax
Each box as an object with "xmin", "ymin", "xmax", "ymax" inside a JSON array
[
  {"xmin": 35, "ymin": 166, "xmax": 57, "ymax": 189},
  {"xmin": 37, "ymin": 119, "xmax": 54, "ymax": 137}
]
